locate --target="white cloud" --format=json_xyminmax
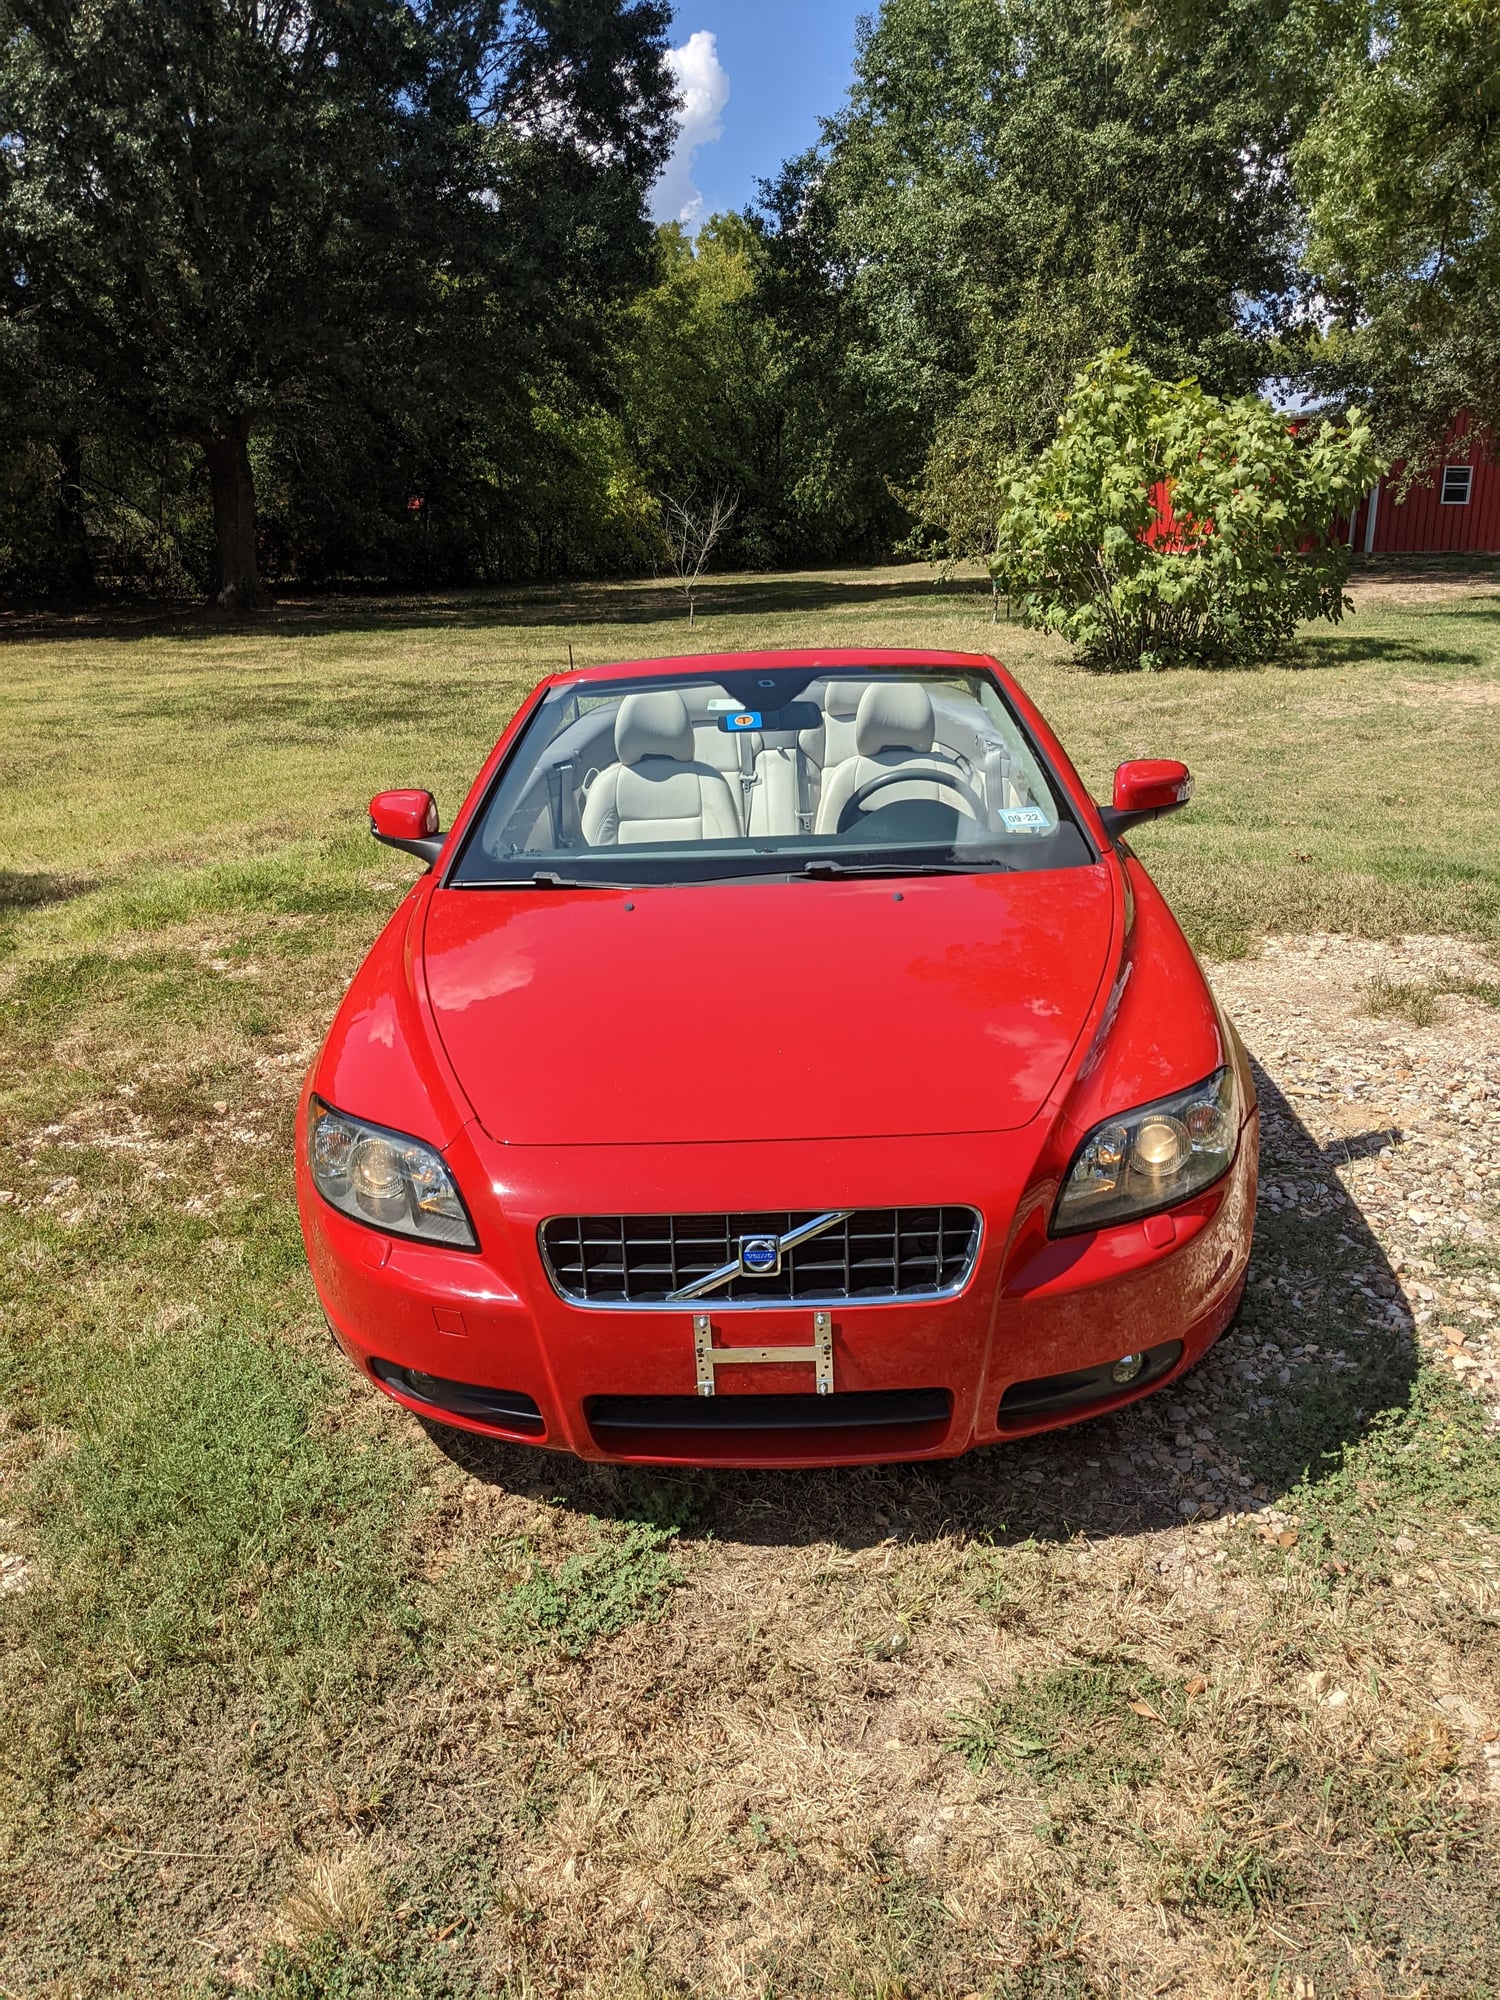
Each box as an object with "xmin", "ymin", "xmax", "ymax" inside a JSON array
[{"xmin": 652, "ymin": 30, "xmax": 729, "ymax": 227}]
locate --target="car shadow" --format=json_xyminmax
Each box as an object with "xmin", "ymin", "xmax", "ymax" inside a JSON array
[{"xmin": 423, "ymin": 1056, "xmax": 1419, "ymax": 1553}]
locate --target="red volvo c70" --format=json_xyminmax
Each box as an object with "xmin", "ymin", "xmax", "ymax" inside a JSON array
[{"xmin": 296, "ymin": 649, "xmax": 1258, "ymax": 1465}]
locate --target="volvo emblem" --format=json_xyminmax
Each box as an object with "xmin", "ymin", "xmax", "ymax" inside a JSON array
[{"xmin": 739, "ymin": 1234, "xmax": 781, "ymax": 1276}]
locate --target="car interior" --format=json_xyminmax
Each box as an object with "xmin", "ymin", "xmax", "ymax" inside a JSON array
[{"xmin": 466, "ymin": 673, "xmax": 1066, "ymax": 863}]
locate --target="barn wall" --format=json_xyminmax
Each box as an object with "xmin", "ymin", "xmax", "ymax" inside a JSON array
[{"xmin": 1350, "ymin": 416, "xmax": 1500, "ymax": 554}]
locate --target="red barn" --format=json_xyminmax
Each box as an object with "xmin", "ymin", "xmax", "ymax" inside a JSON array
[
  {"xmin": 1346, "ymin": 412, "xmax": 1500, "ymax": 555},
  {"xmin": 1145, "ymin": 410, "xmax": 1500, "ymax": 557}
]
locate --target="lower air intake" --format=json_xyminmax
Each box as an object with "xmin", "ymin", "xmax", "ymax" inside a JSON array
[
  {"xmin": 586, "ymin": 1387, "xmax": 952, "ymax": 1462},
  {"xmin": 371, "ymin": 1359, "xmax": 545, "ymax": 1437},
  {"xmin": 997, "ymin": 1340, "xmax": 1183, "ymax": 1426}
]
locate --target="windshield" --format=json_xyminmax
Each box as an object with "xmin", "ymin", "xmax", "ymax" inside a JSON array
[{"xmin": 448, "ymin": 666, "xmax": 1093, "ymax": 886}]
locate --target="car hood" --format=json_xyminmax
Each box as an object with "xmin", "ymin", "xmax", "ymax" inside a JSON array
[{"xmin": 422, "ymin": 869, "xmax": 1116, "ymax": 1146}]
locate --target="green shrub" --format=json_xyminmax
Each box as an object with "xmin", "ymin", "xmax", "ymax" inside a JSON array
[{"xmin": 991, "ymin": 350, "xmax": 1384, "ymax": 670}]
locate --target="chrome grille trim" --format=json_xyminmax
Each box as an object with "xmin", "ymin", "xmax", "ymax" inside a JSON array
[{"xmin": 537, "ymin": 1206, "xmax": 983, "ymax": 1310}]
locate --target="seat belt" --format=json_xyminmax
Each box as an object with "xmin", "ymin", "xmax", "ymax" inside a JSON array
[
  {"xmin": 736, "ymin": 731, "xmax": 758, "ymax": 832},
  {"xmin": 794, "ymin": 740, "xmax": 813, "ymax": 833}
]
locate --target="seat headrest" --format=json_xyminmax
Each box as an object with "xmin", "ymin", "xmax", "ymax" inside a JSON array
[
  {"xmin": 855, "ymin": 683, "xmax": 935, "ymax": 757},
  {"xmin": 615, "ymin": 691, "xmax": 695, "ymax": 767},
  {"xmin": 821, "ymin": 680, "xmax": 867, "ymax": 718}
]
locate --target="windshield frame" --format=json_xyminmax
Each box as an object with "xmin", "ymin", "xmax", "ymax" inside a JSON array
[{"xmin": 441, "ymin": 662, "xmax": 1099, "ymax": 889}]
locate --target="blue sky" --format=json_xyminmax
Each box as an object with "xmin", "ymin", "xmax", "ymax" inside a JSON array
[{"xmin": 651, "ymin": 3, "xmax": 867, "ymax": 226}]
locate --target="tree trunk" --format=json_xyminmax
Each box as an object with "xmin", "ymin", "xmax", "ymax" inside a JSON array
[
  {"xmin": 202, "ymin": 416, "xmax": 269, "ymax": 612},
  {"xmin": 55, "ymin": 434, "xmax": 96, "ymax": 601}
]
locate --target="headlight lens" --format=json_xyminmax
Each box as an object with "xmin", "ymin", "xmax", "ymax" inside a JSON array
[
  {"xmin": 1052, "ymin": 1068, "xmax": 1237, "ymax": 1235},
  {"xmin": 307, "ymin": 1098, "xmax": 477, "ymax": 1249}
]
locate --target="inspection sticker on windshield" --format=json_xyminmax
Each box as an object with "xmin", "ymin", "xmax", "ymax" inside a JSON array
[
  {"xmin": 999, "ymin": 806, "xmax": 1050, "ymax": 833},
  {"xmin": 716, "ymin": 710, "xmax": 762, "ymax": 732}
]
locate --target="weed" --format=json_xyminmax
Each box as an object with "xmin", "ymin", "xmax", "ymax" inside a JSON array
[
  {"xmin": 1436, "ymin": 969, "xmax": 1500, "ymax": 1007},
  {"xmin": 948, "ymin": 1658, "xmax": 1172, "ymax": 1789},
  {"xmin": 610, "ymin": 1466, "xmax": 714, "ymax": 1533},
  {"xmin": 1288, "ymin": 1361, "xmax": 1500, "ymax": 1571},
  {"xmin": 1362, "ymin": 973, "xmax": 1439, "ymax": 1026},
  {"xmin": 1144, "ymin": 1819, "xmax": 1278, "ymax": 1916},
  {"xmin": 487, "ymin": 1519, "xmax": 679, "ymax": 1656},
  {"xmin": 1361, "ymin": 968, "xmax": 1500, "ymax": 1026}
]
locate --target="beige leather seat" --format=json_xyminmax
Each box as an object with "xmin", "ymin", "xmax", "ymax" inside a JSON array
[
  {"xmin": 811, "ymin": 681, "xmax": 866, "ymax": 770},
  {"xmin": 814, "ymin": 683, "xmax": 980, "ymax": 836},
  {"xmin": 581, "ymin": 692, "xmax": 744, "ymax": 846}
]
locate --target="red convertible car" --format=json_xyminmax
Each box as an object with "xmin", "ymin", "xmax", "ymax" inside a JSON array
[{"xmin": 297, "ymin": 649, "xmax": 1257, "ymax": 1465}]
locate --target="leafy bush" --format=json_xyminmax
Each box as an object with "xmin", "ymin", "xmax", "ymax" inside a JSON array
[{"xmin": 990, "ymin": 351, "xmax": 1384, "ymax": 670}]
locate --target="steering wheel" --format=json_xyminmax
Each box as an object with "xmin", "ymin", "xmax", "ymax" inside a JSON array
[{"xmin": 836, "ymin": 766, "xmax": 984, "ymax": 835}]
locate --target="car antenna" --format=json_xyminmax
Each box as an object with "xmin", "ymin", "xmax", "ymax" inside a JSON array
[{"xmin": 567, "ymin": 643, "xmax": 574, "ymax": 671}]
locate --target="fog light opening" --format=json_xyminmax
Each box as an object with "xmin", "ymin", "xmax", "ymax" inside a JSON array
[{"xmin": 1110, "ymin": 1352, "xmax": 1145, "ymax": 1385}]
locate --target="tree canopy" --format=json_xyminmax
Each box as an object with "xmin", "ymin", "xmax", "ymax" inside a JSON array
[
  {"xmin": 771, "ymin": 0, "xmax": 1306, "ymax": 556},
  {"xmin": 1, "ymin": 0, "xmax": 1495, "ymax": 606},
  {"xmin": 0, "ymin": 0, "xmax": 675, "ymax": 604}
]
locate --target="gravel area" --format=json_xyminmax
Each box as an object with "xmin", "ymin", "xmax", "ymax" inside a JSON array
[
  {"xmin": 1212, "ymin": 931, "xmax": 1500, "ymax": 1428},
  {"xmin": 869, "ymin": 930, "xmax": 1500, "ymax": 1558}
]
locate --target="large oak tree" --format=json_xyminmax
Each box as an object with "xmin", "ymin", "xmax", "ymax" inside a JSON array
[{"xmin": 0, "ymin": 0, "xmax": 674, "ymax": 608}]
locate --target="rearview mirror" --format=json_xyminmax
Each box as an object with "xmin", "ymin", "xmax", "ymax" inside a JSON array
[
  {"xmin": 370, "ymin": 789, "xmax": 444, "ymax": 865},
  {"xmin": 1098, "ymin": 759, "xmax": 1193, "ymax": 839}
]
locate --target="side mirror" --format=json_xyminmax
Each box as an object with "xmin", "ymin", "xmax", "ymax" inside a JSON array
[
  {"xmin": 1098, "ymin": 759, "xmax": 1193, "ymax": 840},
  {"xmin": 370, "ymin": 789, "xmax": 444, "ymax": 865}
]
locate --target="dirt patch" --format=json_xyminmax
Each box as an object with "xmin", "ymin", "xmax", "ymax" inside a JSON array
[
  {"xmin": 1214, "ymin": 931, "xmax": 1500, "ymax": 1406},
  {"xmin": 1397, "ymin": 678, "xmax": 1500, "ymax": 708},
  {"xmin": 1344, "ymin": 559, "xmax": 1500, "ymax": 609}
]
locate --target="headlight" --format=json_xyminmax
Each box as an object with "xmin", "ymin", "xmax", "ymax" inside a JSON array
[
  {"xmin": 1052, "ymin": 1068, "xmax": 1237, "ymax": 1235},
  {"xmin": 307, "ymin": 1098, "xmax": 477, "ymax": 1249}
]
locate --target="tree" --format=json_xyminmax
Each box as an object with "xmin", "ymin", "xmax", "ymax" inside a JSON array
[
  {"xmin": 0, "ymin": 1, "xmax": 674, "ymax": 609},
  {"xmin": 990, "ymin": 351, "xmax": 1383, "ymax": 671},
  {"xmin": 659, "ymin": 487, "xmax": 737, "ymax": 621},
  {"xmin": 615, "ymin": 214, "xmax": 908, "ymax": 570},
  {"xmin": 784, "ymin": 0, "xmax": 1308, "ymax": 558},
  {"xmin": 1135, "ymin": 0, "xmax": 1500, "ymax": 462},
  {"xmin": 1293, "ymin": 0, "xmax": 1500, "ymax": 463}
]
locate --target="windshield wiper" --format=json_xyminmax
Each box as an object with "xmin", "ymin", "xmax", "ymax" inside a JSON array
[
  {"xmin": 800, "ymin": 857, "xmax": 1013, "ymax": 880},
  {"xmin": 460, "ymin": 870, "xmax": 644, "ymax": 890}
]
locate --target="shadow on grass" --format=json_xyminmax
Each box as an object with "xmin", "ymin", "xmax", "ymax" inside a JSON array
[
  {"xmin": 0, "ymin": 569, "xmax": 995, "ymax": 646},
  {"xmin": 1291, "ymin": 632, "xmax": 1488, "ymax": 672},
  {"xmin": 426, "ymin": 1059, "xmax": 1419, "ymax": 1553},
  {"xmin": 0, "ymin": 872, "xmax": 95, "ymax": 958},
  {"xmin": 0, "ymin": 869, "xmax": 92, "ymax": 912}
]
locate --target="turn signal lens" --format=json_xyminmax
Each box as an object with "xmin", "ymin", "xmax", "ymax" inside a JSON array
[
  {"xmin": 1052, "ymin": 1068, "xmax": 1238, "ymax": 1236},
  {"xmin": 307, "ymin": 1098, "xmax": 477, "ymax": 1249}
]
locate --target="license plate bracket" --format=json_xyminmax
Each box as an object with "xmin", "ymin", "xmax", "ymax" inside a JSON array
[{"xmin": 693, "ymin": 1311, "xmax": 833, "ymax": 1396}]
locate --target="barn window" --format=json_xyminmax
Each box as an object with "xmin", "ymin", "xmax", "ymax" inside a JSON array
[{"xmin": 1441, "ymin": 463, "xmax": 1474, "ymax": 505}]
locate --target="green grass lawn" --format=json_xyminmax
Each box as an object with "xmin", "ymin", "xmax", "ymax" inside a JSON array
[
  {"xmin": 5, "ymin": 561, "xmax": 1500, "ymax": 960},
  {"xmin": 2, "ymin": 563, "xmax": 1499, "ymax": 1998}
]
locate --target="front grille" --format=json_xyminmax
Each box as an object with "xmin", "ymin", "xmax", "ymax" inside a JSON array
[{"xmin": 539, "ymin": 1206, "xmax": 981, "ymax": 1307}]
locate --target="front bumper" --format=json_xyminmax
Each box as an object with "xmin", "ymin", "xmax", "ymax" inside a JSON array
[{"xmin": 297, "ymin": 1109, "xmax": 1258, "ymax": 1467}]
